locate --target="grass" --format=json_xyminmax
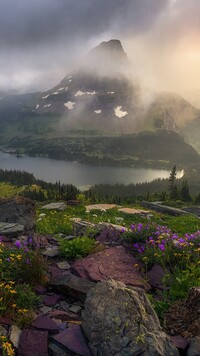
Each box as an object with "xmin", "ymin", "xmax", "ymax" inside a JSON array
[{"xmin": 0, "ymin": 182, "xmax": 24, "ymax": 198}]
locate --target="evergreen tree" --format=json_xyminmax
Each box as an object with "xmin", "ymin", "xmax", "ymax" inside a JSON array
[
  {"xmin": 180, "ymin": 180, "xmax": 191, "ymax": 201},
  {"xmin": 168, "ymin": 165, "xmax": 177, "ymax": 199}
]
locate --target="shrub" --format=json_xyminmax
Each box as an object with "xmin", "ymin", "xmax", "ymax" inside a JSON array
[{"xmin": 59, "ymin": 236, "xmax": 95, "ymax": 259}]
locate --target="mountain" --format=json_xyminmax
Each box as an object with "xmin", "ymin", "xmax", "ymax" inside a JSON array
[{"xmin": 0, "ymin": 39, "xmax": 200, "ymax": 169}]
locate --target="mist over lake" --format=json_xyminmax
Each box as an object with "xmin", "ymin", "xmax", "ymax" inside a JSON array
[{"xmin": 0, "ymin": 152, "xmax": 184, "ymax": 190}]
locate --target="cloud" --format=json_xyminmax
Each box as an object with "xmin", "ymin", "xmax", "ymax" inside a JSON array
[
  {"xmin": 0, "ymin": 0, "xmax": 168, "ymax": 91},
  {"xmin": 0, "ymin": 0, "xmax": 200, "ymax": 95}
]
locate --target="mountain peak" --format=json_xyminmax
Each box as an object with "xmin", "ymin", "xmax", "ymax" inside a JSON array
[
  {"xmin": 89, "ymin": 39, "xmax": 127, "ymax": 61},
  {"xmin": 86, "ymin": 39, "xmax": 129, "ymax": 77}
]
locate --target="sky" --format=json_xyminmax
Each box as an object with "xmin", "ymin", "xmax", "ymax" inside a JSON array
[{"xmin": 0, "ymin": 0, "xmax": 200, "ymax": 97}]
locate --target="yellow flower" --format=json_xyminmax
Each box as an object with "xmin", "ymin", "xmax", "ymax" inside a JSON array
[
  {"xmin": 11, "ymin": 304, "xmax": 16, "ymax": 308},
  {"xmin": 10, "ymin": 289, "xmax": 17, "ymax": 294},
  {"xmin": 0, "ymin": 297, "xmax": 3, "ymax": 302},
  {"xmin": 0, "ymin": 335, "xmax": 6, "ymax": 339}
]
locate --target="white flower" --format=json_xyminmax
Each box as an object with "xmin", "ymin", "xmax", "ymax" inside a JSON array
[{"xmin": 39, "ymin": 213, "xmax": 46, "ymax": 218}]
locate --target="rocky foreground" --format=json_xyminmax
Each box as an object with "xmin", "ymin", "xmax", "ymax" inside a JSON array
[{"xmin": 0, "ymin": 197, "xmax": 199, "ymax": 356}]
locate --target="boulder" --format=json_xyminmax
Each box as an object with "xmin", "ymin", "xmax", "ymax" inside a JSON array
[
  {"xmin": 0, "ymin": 196, "xmax": 36, "ymax": 233},
  {"xmin": 82, "ymin": 279, "xmax": 179, "ymax": 356},
  {"xmin": 147, "ymin": 264, "xmax": 166, "ymax": 290},
  {"xmin": 165, "ymin": 287, "xmax": 200, "ymax": 338},
  {"xmin": 71, "ymin": 246, "xmax": 149, "ymax": 290}
]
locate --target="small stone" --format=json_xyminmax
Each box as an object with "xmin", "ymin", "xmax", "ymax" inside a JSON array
[
  {"xmin": 40, "ymin": 306, "xmax": 53, "ymax": 315},
  {"xmin": 34, "ymin": 285, "xmax": 47, "ymax": 295},
  {"xmin": 9, "ymin": 325, "xmax": 22, "ymax": 349},
  {"xmin": 18, "ymin": 329, "xmax": 48, "ymax": 356},
  {"xmin": 48, "ymin": 342, "xmax": 69, "ymax": 356},
  {"xmin": 0, "ymin": 317, "xmax": 12, "ymax": 326},
  {"xmin": 63, "ymin": 235, "xmax": 75, "ymax": 241},
  {"xmin": 42, "ymin": 247, "xmax": 59, "ymax": 258},
  {"xmin": 59, "ymin": 301, "xmax": 70, "ymax": 311},
  {"xmin": 47, "ymin": 310, "xmax": 81, "ymax": 321},
  {"xmin": 44, "ymin": 294, "xmax": 61, "ymax": 307},
  {"xmin": 170, "ymin": 335, "xmax": 188, "ymax": 350},
  {"xmin": 51, "ymin": 325, "xmax": 91, "ymax": 356},
  {"xmin": 41, "ymin": 202, "xmax": 66, "ymax": 211},
  {"xmin": 32, "ymin": 316, "xmax": 59, "ymax": 334},
  {"xmin": 147, "ymin": 264, "xmax": 166, "ymax": 289},
  {"xmin": 0, "ymin": 325, "xmax": 7, "ymax": 337},
  {"xmin": 68, "ymin": 305, "xmax": 82, "ymax": 314},
  {"xmin": 57, "ymin": 261, "xmax": 70, "ymax": 270},
  {"xmin": 187, "ymin": 336, "xmax": 200, "ymax": 356}
]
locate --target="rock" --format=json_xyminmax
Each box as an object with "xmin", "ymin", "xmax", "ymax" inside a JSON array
[
  {"xmin": 0, "ymin": 317, "xmax": 12, "ymax": 326},
  {"xmin": 47, "ymin": 310, "xmax": 81, "ymax": 321},
  {"xmin": 96, "ymin": 227, "xmax": 122, "ymax": 245},
  {"xmin": 170, "ymin": 335, "xmax": 188, "ymax": 350},
  {"xmin": 71, "ymin": 246, "xmax": 149, "ymax": 290},
  {"xmin": 42, "ymin": 246, "xmax": 59, "ymax": 258},
  {"xmin": 32, "ymin": 316, "xmax": 59, "ymax": 334},
  {"xmin": 58, "ymin": 301, "xmax": 70, "ymax": 311},
  {"xmin": 48, "ymin": 342, "xmax": 70, "ymax": 356},
  {"xmin": 51, "ymin": 272, "xmax": 95, "ymax": 301},
  {"xmin": 18, "ymin": 329, "xmax": 48, "ymax": 356},
  {"xmin": 39, "ymin": 306, "xmax": 53, "ymax": 315},
  {"xmin": 0, "ymin": 222, "xmax": 25, "ymax": 236},
  {"xmin": 0, "ymin": 325, "xmax": 7, "ymax": 337},
  {"xmin": 41, "ymin": 202, "xmax": 66, "ymax": 211},
  {"xmin": 165, "ymin": 287, "xmax": 200, "ymax": 337},
  {"xmin": 43, "ymin": 294, "xmax": 62, "ymax": 307},
  {"xmin": 82, "ymin": 279, "xmax": 179, "ymax": 356},
  {"xmin": 34, "ymin": 285, "xmax": 47, "ymax": 295},
  {"xmin": 187, "ymin": 336, "xmax": 200, "ymax": 356},
  {"xmin": 68, "ymin": 305, "xmax": 82, "ymax": 314},
  {"xmin": 142, "ymin": 201, "xmax": 190, "ymax": 216},
  {"xmin": 49, "ymin": 265, "xmax": 65, "ymax": 280},
  {"xmin": 57, "ymin": 261, "xmax": 71, "ymax": 270},
  {"xmin": 32, "ymin": 233, "xmax": 49, "ymax": 249},
  {"xmin": 85, "ymin": 204, "xmax": 118, "ymax": 211},
  {"xmin": 51, "ymin": 325, "xmax": 91, "ymax": 356},
  {"xmin": 0, "ymin": 196, "xmax": 36, "ymax": 233},
  {"xmin": 147, "ymin": 264, "xmax": 166, "ymax": 289},
  {"xmin": 118, "ymin": 207, "xmax": 150, "ymax": 215},
  {"xmin": 9, "ymin": 325, "xmax": 22, "ymax": 349}
]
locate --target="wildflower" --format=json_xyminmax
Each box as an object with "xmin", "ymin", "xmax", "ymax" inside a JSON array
[
  {"xmin": 121, "ymin": 227, "xmax": 125, "ymax": 233},
  {"xmin": 158, "ymin": 244, "xmax": 165, "ymax": 251},
  {"xmin": 15, "ymin": 240, "xmax": 21, "ymax": 248}
]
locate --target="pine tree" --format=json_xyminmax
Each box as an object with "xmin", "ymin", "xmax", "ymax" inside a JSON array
[
  {"xmin": 180, "ymin": 180, "xmax": 191, "ymax": 201},
  {"xmin": 168, "ymin": 165, "xmax": 177, "ymax": 199}
]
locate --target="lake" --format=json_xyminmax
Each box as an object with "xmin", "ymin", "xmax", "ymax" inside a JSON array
[{"xmin": 0, "ymin": 152, "xmax": 184, "ymax": 190}]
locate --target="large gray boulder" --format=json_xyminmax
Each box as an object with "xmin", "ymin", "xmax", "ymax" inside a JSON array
[{"xmin": 82, "ymin": 279, "xmax": 179, "ymax": 356}]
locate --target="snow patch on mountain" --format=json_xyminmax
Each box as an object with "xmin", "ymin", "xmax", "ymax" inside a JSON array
[
  {"xmin": 64, "ymin": 101, "xmax": 75, "ymax": 110},
  {"xmin": 114, "ymin": 106, "xmax": 128, "ymax": 118}
]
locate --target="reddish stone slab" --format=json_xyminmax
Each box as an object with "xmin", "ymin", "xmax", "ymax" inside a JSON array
[
  {"xmin": 71, "ymin": 246, "xmax": 149, "ymax": 290},
  {"xmin": 0, "ymin": 316, "xmax": 12, "ymax": 326},
  {"xmin": 43, "ymin": 294, "xmax": 61, "ymax": 307},
  {"xmin": 51, "ymin": 325, "xmax": 91, "ymax": 356},
  {"xmin": 47, "ymin": 310, "xmax": 81, "ymax": 321},
  {"xmin": 18, "ymin": 329, "xmax": 48, "ymax": 356},
  {"xmin": 147, "ymin": 264, "xmax": 166, "ymax": 289},
  {"xmin": 170, "ymin": 336, "xmax": 188, "ymax": 350},
  {"xmin": 32, "ymin": 316, "xmax": 59, "ymax": 334}
]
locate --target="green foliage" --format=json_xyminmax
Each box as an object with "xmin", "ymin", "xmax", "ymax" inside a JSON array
[
  {"xmin": 36, "ymin": 210, "xmax": 74, "ymax": 235},
  {"xmin": 59, "ymin": 236, "xmax": 95, "ymax": 259},
  {"xmin": 15, "ymin": 284, "xmax": 41, "ymax": 309}
]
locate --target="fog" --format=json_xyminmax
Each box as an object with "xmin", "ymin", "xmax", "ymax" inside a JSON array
[{"xmin": 0, "ymin": 0, "xmax": 200, "ymax": 101}]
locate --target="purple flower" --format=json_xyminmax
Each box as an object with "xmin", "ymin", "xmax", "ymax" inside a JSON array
[
  {"xmin": 26, "ymin": 258, "xmax": 30, "ymax": 264},
  {"xmin": 15, "ymin": 240, "xmax": 21, "ymax": 249},
  {"xmin": 121, "ymin": 227, "xmax": 125, "ymax": 233},
  {"xmin": 6, "ymin": 257, "xmax": 11, "ymax": 262},
  {"xmin": 134, "ymin": 243, "xmax": 139, "ymax": 250},
  {"xmin": 158, "ymin": 244, "xmax": 165, "ymax": 251}
]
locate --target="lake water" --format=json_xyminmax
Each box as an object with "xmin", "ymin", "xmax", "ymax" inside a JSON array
[{"xmin": 0, "ymin": 152, "xmax": 184, "ymax": 190}]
